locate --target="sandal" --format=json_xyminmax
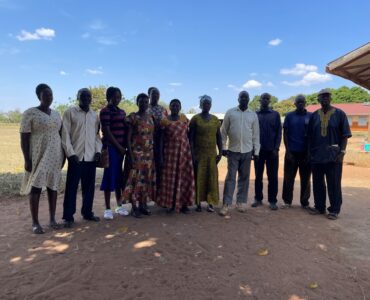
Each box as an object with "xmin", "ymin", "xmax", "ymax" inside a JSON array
[
  {"xmin": 195, "ymin": 205, "xmax": 202, "ymax": 212},
  {"xmin": 49, "ymin": 221, "xmax": 62, "ymax": 230},
  {"xmin": 32, "ymin": 224, "xmax": 45, "ymax": 234}
]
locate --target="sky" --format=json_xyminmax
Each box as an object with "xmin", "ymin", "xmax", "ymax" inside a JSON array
[{"xmin": 0, "ymin": 0, "xmax": 369, "ymax": 113}]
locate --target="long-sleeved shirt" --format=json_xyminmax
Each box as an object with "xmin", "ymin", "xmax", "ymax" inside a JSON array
[
  {"xmin": 256, "ymin": 108, "xmax": 282, "ymax": 151},
  {"xmin": 221, "ymin": 107, "xmax": 260, "ymax": 154},
  {"xmin": 62, "ymin": 106, "xmax": 102, "ymax": 162}
]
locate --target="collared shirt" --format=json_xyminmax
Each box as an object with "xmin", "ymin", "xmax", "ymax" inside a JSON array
[
  {"xmin": 283, "ymin": 110, "xmax": 311, "ymax": 152},
  {"xmin": 99, "ymin": 104, "xmax": 126, "ymax": 146},
  {"xmin": 221, "ymin": 107, "xmax": 260, "ymax": 154},
  {"xmin": 62, "ymin": 106, "xmax": 102, "ymax": 162},
  {"xmin": 308, "ymin": 107, "xmax": 351, "ymax": 164},
  {"xmin": 257, "ymin": 108, "xmax": 282, "ymax": 151}
]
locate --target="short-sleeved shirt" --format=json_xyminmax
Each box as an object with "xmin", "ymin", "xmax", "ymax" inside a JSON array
[
  {"xmin": 308, "ymin": 107, "xmax": 352, "ymax": 164},
  {"xmin": 99, "ymin": 104, "xmax": 126, "ymax": 147},
  {"xmin": 283, "ymin": 110, "xmax": 311, "ymax": 152},
  {"xmin": 256, "ymin": 108, "xmax": 282, "ymax": 151}
]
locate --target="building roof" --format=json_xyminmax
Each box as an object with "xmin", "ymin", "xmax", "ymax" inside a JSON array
[
  {"xmin": 326, "ymin": 42, "xmax": 370, "ymax": 90},
  {"xmin": 306, "ymin": 103, "xmax": 370, "ymax": 116}
]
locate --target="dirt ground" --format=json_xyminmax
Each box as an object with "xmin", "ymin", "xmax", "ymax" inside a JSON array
[{"xmin": 1, "ymin": 164, "xmax": 370, "ymax": 300}]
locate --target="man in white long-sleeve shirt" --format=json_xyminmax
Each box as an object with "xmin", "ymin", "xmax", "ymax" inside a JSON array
[
  {"xmin": 61, "ymin": 88, "xmax": 102, "ymax": 227},
  {"xmin": 219, "ymin": 91, "xmax": 260, "ymax": 216}
]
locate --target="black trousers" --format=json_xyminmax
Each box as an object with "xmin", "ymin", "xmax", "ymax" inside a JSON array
[
  {"xmin": 254, "ymin": 149, "xmax": 279, "ymax": 203},
  {"xmin": 282, "ymin": 151, "xmax": 311, "ymax": 206},
  {"xmin": 311, "ymin": 162, "xmax": 343, "ymax": 214},
  {"xmin": 63, "ymin": 160, "xmax": 96, "ymax": 222}
]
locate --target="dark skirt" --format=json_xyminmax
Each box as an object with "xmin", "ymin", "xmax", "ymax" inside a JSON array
[{"xmin": 100, "ymin": 145, "xmax": 124, "ymax": 191}]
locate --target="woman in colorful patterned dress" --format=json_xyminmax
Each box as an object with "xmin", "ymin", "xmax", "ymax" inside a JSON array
[
  {"xmin": 189, "ymin": 95, "xmax": 223, "ymax": 213},
  {"xmin": 20, "ymin": 84, "xmax": 64, "ymax": 234},
  {"xmin": 157, "ymin": 99, "xmax": 195, "ymax": 214},
  {"xmin": 123, "ymin": 93, "xmax": 156, "ymax": 218}
]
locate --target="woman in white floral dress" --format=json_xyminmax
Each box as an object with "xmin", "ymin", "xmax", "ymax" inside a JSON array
[{"xmin": 20, "ymin": 84, "xmax": 64, "ymax": 234}]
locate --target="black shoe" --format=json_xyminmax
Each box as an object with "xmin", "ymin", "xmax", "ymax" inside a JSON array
[
  {"xmin": 140, "ymin": 207, "xmax": 151, "ymax": 216},
  {"xmin": 84, "ymin": 215, "xmax": 100, "ymax": 222},
  {"xmin": 131, "ymin": 208, "xmax": 142, "ymax": 218},
  {"xmin": 251, "ymin": 200, "xmax": 262, "ymax": 208},
  {"xmin": 166, "ymin": 207, "xmax": 175, "ymax": 214},
  {"xmin": 327, "ymin": 212, "xmax": 338, "ymax": 220},
  {"xmin": 195, "ymin": 204, "xmax": 202, "ymax": 212},
  {"xmin": 180, "ymin": 206, "xmax": 190, "ymax": 214},
  {"xmin": 63, "ymin": 220, "xmax": 74, "ymax": 228},
  {"xmin": 308, "ymin": 207, "xmax": 325, "ymax": 215},
  {"xmin": 269, "ymin": 203, "xmax": 278, "ymax": 211}
]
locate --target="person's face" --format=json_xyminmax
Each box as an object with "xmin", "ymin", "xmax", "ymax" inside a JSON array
[
  {"xmin": 260, "ymin": 94, "xmax": 270, "ymax": 108},
  {"xmin": 150, "ymin": 89, "xmax": 160, "ymax": 104},
  {"xmin": 201, "ymin": 100, "xmax": 212, "ymax": 113},
  {"xmin": 170, "ymin": 101, "xmax": 181, "ymax": 115},
  {"xmin": 110, "ymin": 91, "xmax": 121, "ymax": 107},
  {"xmin": 295, "ymin": 96, "xmax": 306, "ymax": 111},
  {"xmin": 318, "ymin": 93, "xmax": 331, "ymax": 108},
  {"xmin": 138, "ymin": 97, "xmax": 149, "ymax": 111},
  {"xmin": 39, "ymin": 88, "xmax": 53, "ymax": 107},
  {"xmin": 238, "ymin": 92, "xmax": 249, "ymax": 109},
  {"xmin": 79, "ymin": 91, "xmax": 92, "ymax": 109}
]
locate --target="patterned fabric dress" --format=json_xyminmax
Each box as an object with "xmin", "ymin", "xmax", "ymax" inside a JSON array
[
  {"xmin": 122, "ymin": 112, "xmax": 156, "ymax": 204},
  {"xmin": 149, "ymin": 104, "xmax": 168, "ymax": 122},
  {"xmin": 157, "ymin": 114, "xmax": 195, "ymax": 211},
  {"xmin": 19, "ymin": 108, "xmax": 64, "ymax": 195},
  {"xmin": 189, "ymin": 114, "xmax": 220, "ymax": 206}
]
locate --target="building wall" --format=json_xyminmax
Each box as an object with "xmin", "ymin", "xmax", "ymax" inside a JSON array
[{"xmin": 348, "ymin": 115, "xmax": 369, "ymax": 131}]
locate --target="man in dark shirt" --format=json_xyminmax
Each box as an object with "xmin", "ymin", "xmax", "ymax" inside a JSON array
[
  {"xmin": 307, "ymin": 89, "xmax": 351, "ymax": 220},
  {"xmin": 281, "ymin": 95, "xmax": 311, "ymax": 209},
  {"xmin": 252, "ymin": 93, "xmax": 282, "ymax": 210}
]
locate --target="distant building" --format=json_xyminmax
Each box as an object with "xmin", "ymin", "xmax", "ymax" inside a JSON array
[{"xmin": 306, "ymin": 103, "xmax": 370, "ymax": 131}]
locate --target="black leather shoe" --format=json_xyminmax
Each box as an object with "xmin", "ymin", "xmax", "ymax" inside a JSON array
[
  {"xmin": 63, "ymin": 220, "xmax": 74, "ymax": 228},
  {"xmin": 131, "ymin": 208, "xmax": 142, "ymax": 218},
  {"xmin": 251, "ymin": 200, "xmax": 262, "ymax": 208},
  {"xmin": 84, "ymin": 215, "xmax": 100, "ymax": 222},
  {"xmin": 180, "ymin": 206, "xmax": 190, "ymax": 214}
]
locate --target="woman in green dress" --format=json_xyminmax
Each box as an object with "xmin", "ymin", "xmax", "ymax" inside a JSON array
[{"xmin": 189, "ymin": 95, "xmax": 223, "ymax": 212}]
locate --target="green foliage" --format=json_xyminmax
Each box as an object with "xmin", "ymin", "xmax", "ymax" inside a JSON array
[
  {"xmin": 305, "ymin": 86, "xmax": 370, "ymax": 105},
  {"xmin": 0, "ymin": 109, "xmax": 22, "ymax": 123},
  {"xmin": 187, "ymin": 108, "xmax": 197, "ymax": 114},
  {"xmin": 273, "ymin": 99, "xmax": 295, "ymax": 116}
]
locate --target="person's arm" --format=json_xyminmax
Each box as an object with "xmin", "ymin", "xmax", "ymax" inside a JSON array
[
  {"xmin": 251, "ymin": 113, "xmax": 260, "ymax": 161},
  {"xmin": 20, "ymin": 133, "xmax": 32, "ymax": 172},
  {"xmin": 216, "ymin": 126, "xmax": 223, "ymax": 164},
  {"xmin": 337, "ymin": 112, "xmax": 352, "ymax": 163},
  {"xmin": 220, "ymin": 112, "xmax": 230, "ymax": 156},
  {"xmin": 61, "ymin": 109, "xmax": 79, "ymax": 164},
  {"xmin": 94, "ymin": 115, "xmax": 103, "ymax": 162},
  {"xmin": 273, "ymin": 112, "xmax": 282, "ymax": 156},
  {"xmin": 189, "ymin": 117, "xmax": 196, "ymax": 163}
]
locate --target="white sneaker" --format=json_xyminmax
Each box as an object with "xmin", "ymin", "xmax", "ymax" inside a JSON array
[
  {"xmin": 236, "ymin": 202, "xmax": 247, "ymax": 213},
  {"xmin": 115, "ymin": 206, "xmax": 129, "ymax": 216},
  {"xmin": 104, "ymin": 209, "xmax": 114, "ymax": 220},
  {"xmin": 219, "ymin": 205, "xmax": 229, "ymax": 216}
]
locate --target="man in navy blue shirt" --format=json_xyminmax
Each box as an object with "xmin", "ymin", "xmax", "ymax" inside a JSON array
[
  {"xmin": 307, "ymin": 89, "xmax": 351, "ymax": 220},
  {"xmin": 252, "ymin": 93, "xmax": 282, "ymax": 210},
  {"xmin": 281, "ymin": 95, "xmax": 311, "ymax": 209}
]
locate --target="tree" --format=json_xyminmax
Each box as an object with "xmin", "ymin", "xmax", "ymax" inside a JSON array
[
  {"xmin": 187, "ymin": 108, "xmax": 197, "ymax": 114},
  {"xmin": 305, "ymin": 86, "xmax": 370, "ymax": 105},
  {"xmin": 273, "ymin": 99, "xmax": 295, "ymax": 116}
]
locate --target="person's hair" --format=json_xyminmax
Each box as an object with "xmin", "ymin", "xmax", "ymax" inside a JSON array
[
  {"xmin": 106, "ymin": 86, "xmax": 118, "ymax": 101},
  {"xmin": 115, "ymin": 87, "xmax": 122, "ymax": 99},
  {"xmin": 35, "ymin": 83, "xmax": 51, "ymax": 99},
  {"xmin": 136, "ymin": 93, "xmax": 149, "ymax": 105},
  {"xmin": 148, "ymin": 86, "xmax": 156, "ymax": 96},
  {"xmin": 170, "ymin": 98, "xmax": 181, "ymax": 106}
]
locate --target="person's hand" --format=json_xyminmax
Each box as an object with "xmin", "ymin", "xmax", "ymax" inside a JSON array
[
  {"xmin": 222, "ymin": 150, "xmax": 229, "ymax": 157},
  {"xmin": 94, "ymin": 152, "xmax": 101, "ymax": 163},
  {"xmin": 253, "ymin": 155, "xmax": 259, "ymax": 162},
  {"xmin": 118, "ymin": 146, "xmax": 126, "ymax": 157},
  {"xmin": 336, "ymin": 151, "xmax": 345, "ymax": 163},
  {"xmin": 216, "ymin": 154, "xmax": 222, "ymax": 165},
  {"xmin": 285, "ymin": 150, "xmax": 294, "ymax": 162},
  {"xmin": 68, "ymin": 155, "xmax": 79, "ymax": 165},
  {"xmin": 24, "ymin": 159, "xmax": 32, "ymax": 172}
]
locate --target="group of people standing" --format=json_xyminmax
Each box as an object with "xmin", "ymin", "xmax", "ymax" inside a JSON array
[{"xmin": 20, "ymin": 84, "xmax": 351, "ymax": 234}]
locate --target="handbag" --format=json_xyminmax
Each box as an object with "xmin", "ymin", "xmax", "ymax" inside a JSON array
[{"xmin": 97, "ymin": 148, "xmax": 109, "ymax": 168}]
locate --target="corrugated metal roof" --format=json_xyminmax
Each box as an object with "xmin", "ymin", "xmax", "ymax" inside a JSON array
[{"xmin": 306, "ymin": 103, "xmax": 370, "ymax": 115}]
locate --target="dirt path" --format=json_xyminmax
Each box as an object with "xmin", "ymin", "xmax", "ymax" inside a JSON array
[{"xmin": 1, "ymin": 165, "xmax": 369, "ymax": 300}]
